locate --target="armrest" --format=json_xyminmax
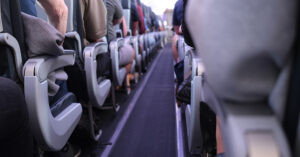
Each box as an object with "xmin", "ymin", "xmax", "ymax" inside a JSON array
[
  {"xmin": 115, "ymin": 29, "xmax": 123, "ymax": 38},
  {"xmin": 0, "ymin": 33, "xmax": 23, "ymax": 81},
  {"xmin": 109, "ymin": 38, "xmax": 125, "ymax": 55},
  {"xmin": 23, "ymin": 51, "xmax": 75, "ymax": 82},
  {"xmin": 131, "ymin": 36, "xmax": 139, "ymax": 56},
  {"xmin": 23, "ymin": 50, "xmax": 81, "ymax": 151},
  {"xmin": 124, "ymin": 36, "xmax": 132, "ymax": 45},
  {"xmin": 64, "ymin": 49, "xmax": 76, "ymax": 55},
  {"xmin": 127, "ymin": 29, "xmax": 132, "ymax": 36},
  {"xmin": 110, "ymin": 38, "xmax": 125, "ymax": 85},
  {"xmin": 83, "ymin": 41, "xmax": 111, "ymax": 109},
  {"xmin": 201, "ymin": 77, "xmax": 291, "ymax": 157},
  {"xmin": 84, "ymin": 42, "xmax": 108, "ymax": 60},
  {"xmin": 65, "ymin": 32, "xmax": 82, "ymax": 53},
  {"xmin": 223, "ymin": 103, "xmax": 290, "ymax": 157},
  {"xmin": 65, "ymin": 31, "xmax": 82, "ymax": 60}
]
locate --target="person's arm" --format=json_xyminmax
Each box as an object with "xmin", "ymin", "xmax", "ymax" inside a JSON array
[
  {"xmin": 38, "ymin": 0, "xmax": 68, "ymax": 36},
  {"xmin": 172, "ymin": 1, "xmax": 183, "ymax": 35},
  {"xmin": 110, "ymin": 0, "xmax": 126, "ymax": 36},
  {"xmin": 174, "ymin": 25, "xmax": 183, "ymax": 35},
  {"xmin": 113, "ymin": 18, "xmax": 123, "ymax": 25},
  {"xmin": 132, "ymin": 21, "xmax": 139, "ymax": 36},
  {"xmin": 216, "ymin": 117, "xmax": 225, "ymax": 155},
  {"xmin": 131, "ymin": 4, "xmax": 140, "ymax": 36},
  {"xmin": 174, "ymin": 26, "xmax": 179, "ymax": 34},
  {"xmin": 172, "ymin": 34, "xmax": 179, "ymax": 63},
  {"xmin": 112, "ymin": 0, "xmax": 124, "ymax": 26},
  {"xmin": 122, "ymin": 17, "xmax": 128, "ymax": 37}
]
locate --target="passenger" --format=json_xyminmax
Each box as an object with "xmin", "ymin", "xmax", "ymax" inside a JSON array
[
  {"xmin": 172, "ymin": 0, "xmax": 183, "ymax": 63},
  {"xmin": 19, "ymin": 0, "xmax": 68, "ymax": 35},
  {"xmin": 130, "ymin": 0, "xmax": 140, "ymax": 36},
  {"xmin": 150, "ymin": 11, "xmax": 158, "ymax": 32},
  {"xmin": 182, "ymin": 0, "xmax": 194, "ymax": 48},
  {"xmin": 172, "ymin": 0, "xmax": 184, "ymax": 87},
  {"xmin": 80, "ymin": 0, "xmax": 109, "ymax": 77},
  {"xmin": 80, "ymin": 0, "xmax": 107, "ymax": 45},
  {"xmin": 142, "ymin": 5, "xmax": 150, "ymax": 32},
  {"xmin": 172, "ymin": 0, "xmax": 183, "ymax": 35},
  {"xmin": 0, "ymin": 77, "xmax": 34, "ymax": 157},
  {"xmin": 136, "ymin": 0, "xmax": 146, "ymax": 34},
  {"xmin": 106, "ymin": 0, "xmax": 136, "ymax": 91}
]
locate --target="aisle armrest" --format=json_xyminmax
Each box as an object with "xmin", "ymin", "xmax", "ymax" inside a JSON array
[
  {"xmin": 201, "ymin": 77, "xmax": 291, "ymax": 157},
  {"xmin": 84, "ymin": 42, "xmax": 108, "ymax": 60},
  {"xmin": 0, "ymin": 33, "xmax": 23, "ymax": 80},
  {"xmin": 84, "ymin": 42, "xmax": 111, "ymax": 108},
  {"xmin": 65, "ymin": 31, "xmax": 82, "ymax": 61},
  {"xmin": 23, "ymin": 51, "xmax": 82, "ymax": 151},
  {"xmin": 23, "ymin": 51, "xmax": 75, "ymax": 82},
  {"xmin": 110, "ymin": 38, "xmax": 126, "ymax": 86}
]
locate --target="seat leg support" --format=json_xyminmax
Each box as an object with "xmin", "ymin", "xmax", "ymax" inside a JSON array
[{"xmin": 88, "ymin": 105, "xmax": 102, "ymax": 141}]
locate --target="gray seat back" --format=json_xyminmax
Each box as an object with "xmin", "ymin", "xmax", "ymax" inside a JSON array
[
  {"xmin": 0, "ymin": 0, "xmax": 25, "ymax": 81},
  {"xmin": 186, "ymin": 0, "xmax": 298, "ymax": 156}
]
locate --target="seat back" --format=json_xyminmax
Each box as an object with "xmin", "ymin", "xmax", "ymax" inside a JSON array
[
  {"xmin": 64, "ymin": 0, "xmax": 84, "ymax": 59},
  {"xmin": 186, "ymin": 0, "xmax": 298, "ymax": 156},
  {"xmin": 63, "ymin": 0, "xmax": 111, "ymax": 108},
  {"xmin": 65, "ymin": 0, "xmax": 84, "ymax": 44},
  {"xmin": 185, "ymin": 56, "xmax": 204, "ymax": 154},
  {"xmin": 0, "ymin": 0, "xmax": 26, "ymax": 82},
  {"xmin": 283, "ymin": 22, "xmax": 300, "ymax": 156},
  {"xmin": 20, "ymin": 1, "xmax": 82, "ymax": 151}
]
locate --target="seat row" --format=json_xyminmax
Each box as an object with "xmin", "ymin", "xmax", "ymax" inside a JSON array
[{"xmin": 0, "ymin": 0, "xmax": 167, "ymax": 153}]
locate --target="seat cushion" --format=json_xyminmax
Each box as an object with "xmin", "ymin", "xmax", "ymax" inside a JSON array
[{"xmin": 50, "ymin": 92, "xmax": 77, "ymax": 117}]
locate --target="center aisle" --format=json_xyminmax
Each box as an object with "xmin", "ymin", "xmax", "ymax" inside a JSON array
[{"xmin": 109, "ymin": 44, "xmax": 177, "ymax": 157}]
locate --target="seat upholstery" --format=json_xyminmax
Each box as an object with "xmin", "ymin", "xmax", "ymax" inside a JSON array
[
  {"xmin": 187, "ymin": 0, "xmax": 297, "ymax": 106},
  {"xmin": 186, "ymin": 0, "xmax": 298, "ymax": 156},
  {"xmin": 50, "ymin": 92, "xmax": 77, "ymax": 117},
  {"xmin": 0, "ymin": 0, "xmax": 26, "ymax": 81}
]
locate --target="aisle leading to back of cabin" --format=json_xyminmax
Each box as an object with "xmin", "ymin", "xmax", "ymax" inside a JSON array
[{"xmin": 109, "ymin": 44, "xmax": 176, "ymax": 157}]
